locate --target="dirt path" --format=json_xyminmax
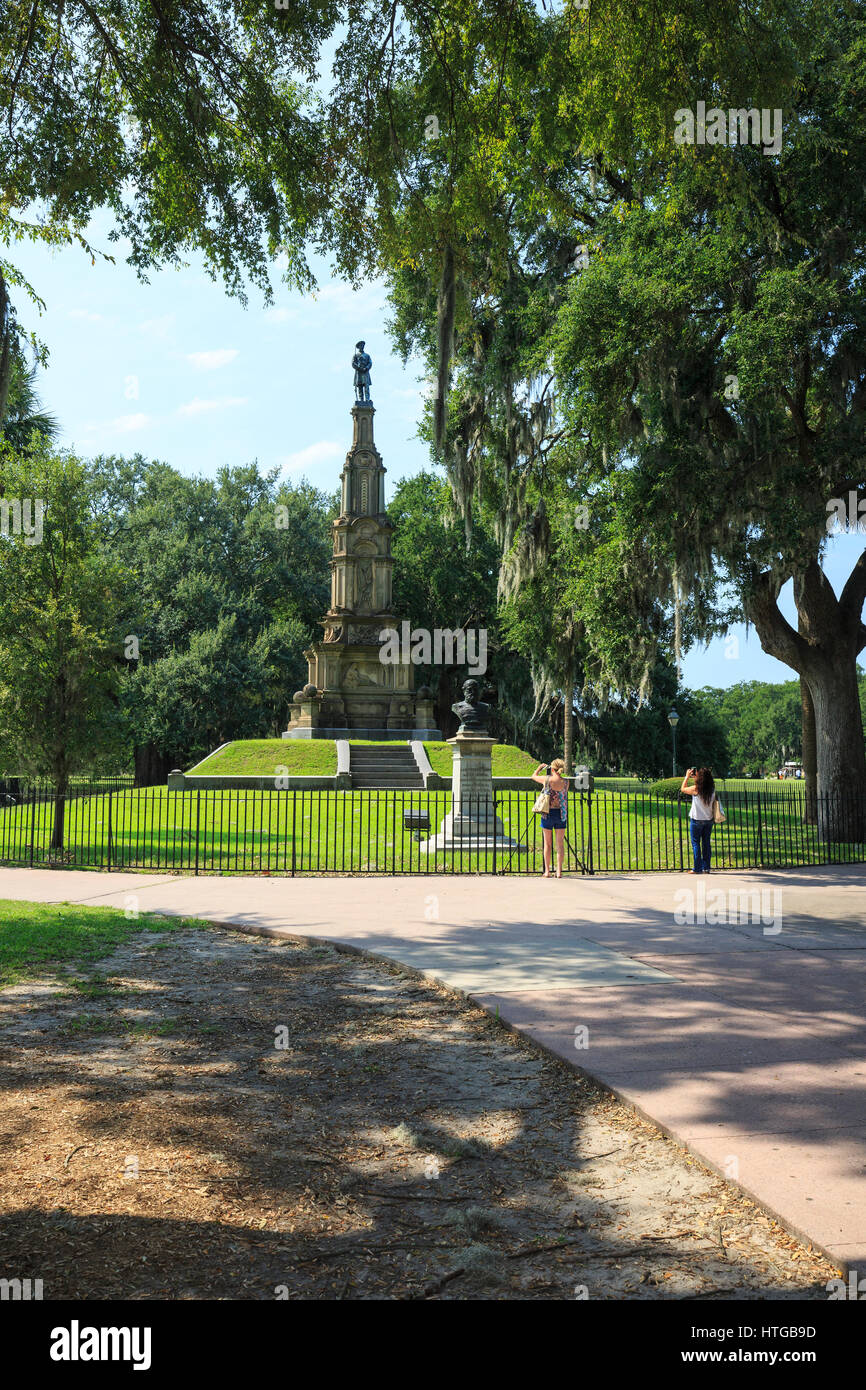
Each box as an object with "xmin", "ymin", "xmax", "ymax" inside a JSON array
[{"xmin": 0, "ymin": 923, "xmax": 836, "ymax": 1299}]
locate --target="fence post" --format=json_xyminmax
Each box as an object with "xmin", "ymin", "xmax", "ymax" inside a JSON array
[
  {"xmin": 291, "ymin": 790, "xmax": 297, "ymax": 877},
  {"xmin": 756, "ymin": 791, "xmax": 763, "ymax": 868},
  {"xmin": 586, "ymin": 787, "xmax": 594, "ymax": 875},
  {"xmin": 195, "ymin": 789, "xmax": 200, "ymax": 876},
  {"xmin": 28, "ymin": 787, "xmax": 36, "ymax": 867},
  {"xmin": 107, "ymin": 790, "xmax": 112, "ymax": 871}
]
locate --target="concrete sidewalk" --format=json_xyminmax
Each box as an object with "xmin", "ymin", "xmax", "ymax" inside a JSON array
[{"xmin": 1, "ymin": 864, "xmax": 864, "ymax": 1273}]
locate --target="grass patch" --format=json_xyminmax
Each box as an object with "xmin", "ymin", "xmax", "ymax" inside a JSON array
[
  {"xmin": 62, "ymin": 1012, "xmax": 119, "ymax": 1035},
  {"xmin": 0, "ymin": 899, "xmax": 208, "ymax": 988},
  {"xmin": 62, "ymin": 973, "xmax": 130, "ymax": 999},
  {"xmin": 189, "ymin": 739, "xmax": 337, "ymax": 777}
]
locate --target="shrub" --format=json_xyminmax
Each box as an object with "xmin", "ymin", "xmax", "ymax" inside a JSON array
[{"xmin": 646, "ymin": 777, "xmax": 685, "ymax": 800}]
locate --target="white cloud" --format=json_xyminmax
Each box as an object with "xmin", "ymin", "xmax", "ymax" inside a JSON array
[
  {"xmin": 68, "ymin": 309, "xmax": 104, "ymax": 323},
  {"xmin": 264, "ymin": 306, "xmax": 300, "ymax": 324},
  {"xmin": 176, "ymin": 395, "xmax": 248, "ymax": 417},
  {"xmin": 138, "ymin": 314, "xmax": 175, "ymax": 339},
  {"xmin": 313, "ymin": 279, "xmax": 388, "ymax": 320},
  {"xmin": 185, "ymin": 348, "xmax": 239, "ymax": 370},
  {"xmin": 280, "ymin": 440, "xmax": 342, "ymax": 471},
  {"xmin": 82, "ymin": 413, "xmax": 151, "ymax": 436}
]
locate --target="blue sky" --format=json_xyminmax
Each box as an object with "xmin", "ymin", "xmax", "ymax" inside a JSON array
[{"xmin": 11, "ymin": 218, "xmax": 864, "ymax": 693}]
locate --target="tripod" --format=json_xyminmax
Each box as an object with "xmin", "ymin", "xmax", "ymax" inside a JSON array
[{"xmin": 499, "ymin": 798, "xmax": 590, "ymax": 875}]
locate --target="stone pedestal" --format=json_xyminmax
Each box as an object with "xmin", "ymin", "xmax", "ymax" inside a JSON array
[{"xmin": 422, "ymin": 733, "xmax": 524, "ymax": 853}]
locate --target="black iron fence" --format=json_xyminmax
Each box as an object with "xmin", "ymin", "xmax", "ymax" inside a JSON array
[
  {"xmin": 0, "ymin": 783, "xmax": 864, "ymax": 875},
  {"xmin": 0, "ymin": 775, "xmax": 133, "ymax": 806}
]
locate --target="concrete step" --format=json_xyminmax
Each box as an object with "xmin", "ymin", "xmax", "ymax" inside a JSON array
[
  {"xmin": 351, "ymin": 769, "xmax": 423, "ymax": 780},
  {"xmin": 349, "ymin": 745, "xmax": 423, "ymax": 788},
  {"xmin": 348, "ymin": 778, "xmax": 422, "ymax": 789},
  {"xmin": 351, "ymin": 760, "xmax": 416, "ymax": 770}
]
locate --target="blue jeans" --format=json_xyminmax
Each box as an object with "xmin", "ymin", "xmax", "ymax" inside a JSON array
[{"xmin": 690, "ymin": 818, "xmax": 713, "ymax": 873}]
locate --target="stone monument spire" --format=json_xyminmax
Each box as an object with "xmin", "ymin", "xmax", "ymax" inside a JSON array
[
  {"xmin": 284, "ymin": 346, "xmax": 440, "ymax": 740},
  {"xmin": 326, "ymin": 400, "xmax": 393, "ymax": 625}
]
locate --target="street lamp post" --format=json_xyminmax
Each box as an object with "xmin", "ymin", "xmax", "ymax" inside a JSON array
[{"xmin": 668, "ymin": 708, "xmax": 680, "ymax": 777}]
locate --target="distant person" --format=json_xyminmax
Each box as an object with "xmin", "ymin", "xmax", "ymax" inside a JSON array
[
  {"xmin": 679, "ymin": 766, "xmax": 720, "ymax": 874},
  {"xmin": 532, "ymin": 758, "xmax": 568, "ymax": 878}
]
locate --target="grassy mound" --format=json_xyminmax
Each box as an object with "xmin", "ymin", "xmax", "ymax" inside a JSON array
[
  {"xmin": 189, "ymin": 740, "xmax": 337, "ymax": 776},
  {"xmin": 190, "ymin": 739, "xmax": 540, "ymax": 779}
]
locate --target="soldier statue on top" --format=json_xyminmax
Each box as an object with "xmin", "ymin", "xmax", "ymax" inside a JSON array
[{"xmin": 352, "ymin": 341, "xmax": 372, "ymax": 403}]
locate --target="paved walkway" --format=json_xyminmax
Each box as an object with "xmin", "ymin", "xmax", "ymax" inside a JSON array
[{"xmin": 2, "ymin": 864, "xmax": 864, "ymax": 1273}]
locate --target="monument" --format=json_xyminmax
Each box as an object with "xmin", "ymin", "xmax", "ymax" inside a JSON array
[
  {"xmin": 422, "ymin": 679, "xmax": 524, "ymax": 854},
  {"xmin": 284, "ymin": 343, "xmax": 441, "ymax": 741}
]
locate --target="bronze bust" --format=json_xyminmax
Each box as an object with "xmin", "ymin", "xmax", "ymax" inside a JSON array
[{"xmin": 452, "ymin": 678, "xmax": 490, "ymax": 733}]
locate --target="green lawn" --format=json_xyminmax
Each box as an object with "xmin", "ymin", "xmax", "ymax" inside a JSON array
[
  {"xmin": 1, "ymin": 783, "xmax": 861, "ymax": 875},
  {"xmin": 0, "ymin": 898, "xmax": 207, "ymax": 987},
  {"xmin": 189, "ymin": 739, "xmax": 338, "ymax": 776},
  {"xmin": 594, "ymin": 776, "xmax": 807, "ymax": 798}
]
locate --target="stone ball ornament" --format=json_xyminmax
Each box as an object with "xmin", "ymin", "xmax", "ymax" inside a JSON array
[{"xmin": 302, "ymin": 683, "xmax": 319, "ymax": 699}]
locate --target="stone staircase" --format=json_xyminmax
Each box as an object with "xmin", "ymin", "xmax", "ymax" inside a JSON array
[{"xmin": 349, "ymin": 744, "xmax": 424, "ymax": 790}]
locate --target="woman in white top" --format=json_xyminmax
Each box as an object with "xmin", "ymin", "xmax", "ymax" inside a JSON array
[{"xmin": 679, "ymin": 766, "xmax": 718, "ymax": 874}]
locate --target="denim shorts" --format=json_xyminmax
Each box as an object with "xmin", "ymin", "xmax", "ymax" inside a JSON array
[{"xmin": 541, "ymin": 810, "xmax": 566, "ymax": 830}]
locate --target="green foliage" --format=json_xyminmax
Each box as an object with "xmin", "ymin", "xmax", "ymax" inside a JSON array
[
  {"xmin": 363, "ymin": 1, "xmax": 866, "ymax": 800},
  {"xmin": 647, "ymin": 778, "xmax": 686, "ymax": 800},
  {"xmin": 387, "ymin": 470, "xmax": 538, "ymax": 735},
  {"xmin": 690, "ymin": 681, "xmax": 805, "ymax": 777},
  {"xmin": 92, "ymin": 455, "xmax": 334, "ymax": 770},
  {"xmin": 0, "ymin": 441, "xmax": 132, "ymax": 786},
  {"xmin": 0, "ymin": 354, "xmax": 57, "ymax": 451},
  {"xmin": 0, "ymin": 0, "xmax": 332, "ymax": 302}
]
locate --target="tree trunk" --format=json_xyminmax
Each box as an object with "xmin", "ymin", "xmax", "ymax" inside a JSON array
[
  {"xmin": 800, "ymin": 676, "xmax": 817, "ymax": 825},
  {"xmin": 748, "ymin": 559, "xmax": 866, "ymax": 841},
  {"xmin": 50, "ymin": 779, "xmax": 67, "ymax": 852},
  {"xmin": 808, "ymin": 659, "xmax": 866, "ymax": 842},
  {"xmin": 563, "ymin": 662, "xmax": 574, "ymax": 776},
  {"xmin": 0, "ymin": 270, "xmax": 12, "ymax": 425},
  {"xmin": 134, "ymin": 743, "xmax": 174, "ymax": 788}
]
